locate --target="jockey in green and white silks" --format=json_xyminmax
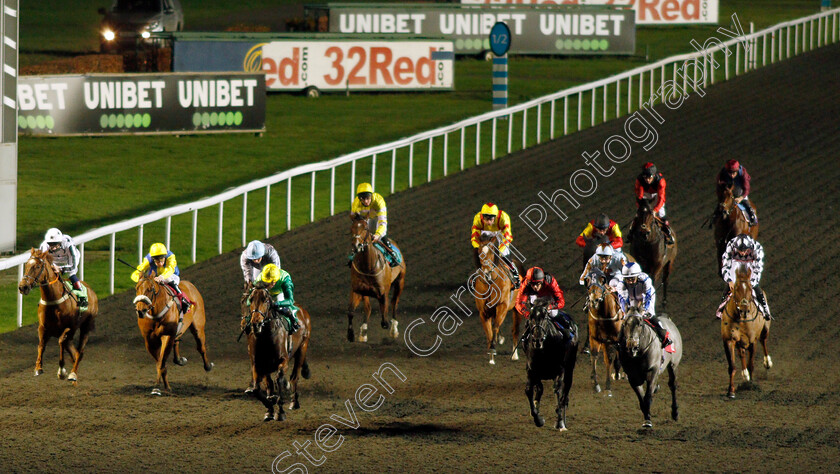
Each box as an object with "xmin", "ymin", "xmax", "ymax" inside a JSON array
[
  {"xmin": 259, "ymin": 264, "xmax": 299, "ymax": 334},
  {"xmin": 39, "ymin": 228, "xmax": 86, "ymax": 307}
]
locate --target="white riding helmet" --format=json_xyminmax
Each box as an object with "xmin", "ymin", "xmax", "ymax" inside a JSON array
[
  {"xmin": 621, "ymin": 262, "xmax": 642, "ymax": 279},
  {"xmin": 244, "ymin": 240, "xmax": 266, "ymax": 260},
  {"xmin": 44, "ymin": 228, "xmax": 63, "ymax": 244},
  {"xmin": 595, "ymin": 244, "xmax": 614, "ymax": 257}
]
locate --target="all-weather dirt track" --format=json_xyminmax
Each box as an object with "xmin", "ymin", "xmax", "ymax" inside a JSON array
[{"xmin": 2, "ymin": 44, "xmax": 839, "ymax": 473}]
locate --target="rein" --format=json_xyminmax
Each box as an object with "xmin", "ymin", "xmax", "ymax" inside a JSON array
[
  {"xmin": 134, "ymin": 279, "xmax": 175, "ymax": 320},
  {"xmin": 587, "ymin": 281, "xmax": 622, "ymax": 322},
  {"xmin": 24, "ymin": 256, "xmax": 73, "ymax": 306},
  {"xmin": 351, "ymin": 226, "xmax": 386, "ymax": 277}
]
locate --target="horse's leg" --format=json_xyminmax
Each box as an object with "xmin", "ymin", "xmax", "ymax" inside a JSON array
[
  {"xmin": 630, "ymin": 382, "xmax": 648, "ymax": 426},
  {"xmin": 668, "ymin": 363, "xmax": 679, "ymax": 421},
  {"xmin": 510, "ymin": 311, "xmax": 521, "ymax": 361},
  {"xmin": 526, "ymin": 377, "xmax": 545, "ymax": 427},
  {"xmin": 68, "ymin": 318, "xmax": 93, "ymax": 382},
  {"xmin": 480, "ymin": 309, "xmax": 495, "ymax": 365},
  {"xmin": 172, "ymin": 339, "xmax": 187, "ymax": 366},
  {"xmin": 737, "ymin": 344, "xmax": 750, "ymax": 383},
  {"xmin": 589, "ymin": 340, "xmax": 602, "ymax": 394},
  {"xmin": 188, "ymin": 322, "xmax": 214, "ymax": 372},
  {"xmin": 274, "ymin": 372, "xmax": 289, "ymax": 421},
  {"xmin": 378, "ymin": 292, "xmax": 390, "ymax": 331},
  {"xmin": 34, "ymin": 323, "xmax": 48, "ymax": 376},
  {"xmin": 553, "ymin": 376, "xmax": 567, "ymax": 431},
  {"xmin": 288, "ymin": 340, "xmax": 309, "ymax": 410},
  {"xmin": 603, "ymin": 342, "xmax": 616, "ymax": 394},
  {"xmin": 746, "ymin": 342, "xmax": 756, "ymax": 384},
  {"xmin": 723, "ymin": 339, "xmax": 737, "ymax": 398},
  {"xmin": 388, "ymin": 273, "xmax": 405, "ymax": 338},
  {"xmin": 493, "ymin": 306, "xmax": 507, "ymax": 348},
  {"xmin": 263, "ymin": 375, "xmax": 278, "ymax": 421},
  {"xmin": 347, "ymin": 291, "xmax": 363, "ymax": 342},
  {"xmin": 56, "ymin": 327, "xmax": 71, "ymax": 380},
  {"xmin": 761, "ymin": 321, "xmax": 772, "ymax": 369},
  {"xmin": 641, "ymin": 378, "xmax": 654, "ymax": 428},
  {"xmin": 157, "ymin": 335, "xmax": 174, "ymax": 392}
]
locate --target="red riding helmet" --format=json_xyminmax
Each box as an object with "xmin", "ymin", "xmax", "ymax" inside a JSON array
[{"xmin": 726, "ymin": 159, "xmax": 740, "ymax": 171}]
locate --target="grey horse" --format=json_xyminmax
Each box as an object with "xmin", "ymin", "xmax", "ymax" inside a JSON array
[{"xmin": 618, "ymin": 306, "xmax": 683, "ymax": 428}]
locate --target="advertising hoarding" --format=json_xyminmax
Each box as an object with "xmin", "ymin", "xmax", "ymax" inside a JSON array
[
  {"xmin": 17, "ymin": 73, "xmax": 265, "ymax": 136},
  {"xmin": 459, "ymin": 0, "xmax": 719, "ymax": 25}
]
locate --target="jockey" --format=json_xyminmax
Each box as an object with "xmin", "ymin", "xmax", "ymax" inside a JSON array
[
  {"xmin": 131, "ymin": 243, "xmax": 192, "ymax": 314},
  {"xmin": 579, "ymin": 243, "xmax": 628, "ymax": 286},
  {"xmin": 258, "ymin": 263, "xmax": 300, "ymax": 334},
  {"xmin": 240, "ymin": 240, "xmax": 282, "ymax": 289},
  {"xmin": 633, "ymin": 162, "xmax": 674, "ymax": 244},
  {"xmin": 349, "ymin": 182, "xmax": 399, "ymax": 266},
  {"xmin": 576, "ymin": 213, "xmax": 623, "ymax": 249},
  {"xmin": 515, "ymin": 267, "xmax": 574, "ymax": 338},
  {"xmin": 716, "ymin": 234, "xmax": 771, "ymax": 320},
  {"xmin": 471, "ymin": 202, "xmax": 521, "ymax": 289},
  {"xmin": 38, "ymin": 228, "xmax": 86, "ymax": 307},
  {"xmin": 610, "ymin": 262, "xmax": 674, "ymax": 351},
  {"xmin": 716, "ymin": 159, "xmax": 757, "ymax": 225}
]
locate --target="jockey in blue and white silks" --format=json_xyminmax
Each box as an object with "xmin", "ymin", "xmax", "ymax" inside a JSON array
[{"xmin": 610, "ymin": 262, "xmax": 656, "ymax": 316}]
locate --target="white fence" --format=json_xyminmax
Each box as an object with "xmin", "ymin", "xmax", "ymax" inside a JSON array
[{"xmin": 3, "ymin": 9, "xmax": 839, "ymax": 327}]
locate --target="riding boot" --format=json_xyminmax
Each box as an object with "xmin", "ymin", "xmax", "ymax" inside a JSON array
[
  {"xmin": 379, "ymin": 236, "xmax": 400, "ymax": 266},
  {"xmin": 500, "ymin": 255, "xmax": 521, "ymax": 289},
  {"xmin": 72, "ymin": 280, "xmax": 88, "ymax": 307},
  {"xmin": 754, "ymin": 285, "xmax": 772, "ymax": 320},
  {"xmin": 661, "ymin": 219, "xmax": 674, "ymax": 244},
  {"xmin": 716, "ymin": 289, "xmax": 731, "ymax": 319},
  {"xmin": 744, "ymin": 204, "xmax": 758, "ymax": 226},
  {"xmin": 646, "ymin": 316, "xmax": 672, "ymax": 347},
  {"xmin": 280, "ymin": 306, "xmax": 299, "ymax": 333}
]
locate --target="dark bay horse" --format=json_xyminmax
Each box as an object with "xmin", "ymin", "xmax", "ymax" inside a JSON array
[
  {"xmin": 471, "ymin": 236, "xmax": 519, "ymax": 365},
  {"xmin": 524, "ymin": 298, "xmax": 578, "ymax": 430},
  {"xmin": 133, "ymin": 275, "xmax": 213, "ymax": 394},
  {"xmin": 618, "ymin": 306, "xmax": 682, "ymax": 429},
  {"xmin": 627, "ymin": 200, "xmax": 677, "ymax": 307},
  {"xmin": 585, "ymin": 276, "xmax": 623, "ymax": 396},
  {"xmin": 720, "ymin": 263, "xmax": 771, "ymax": 399},
  {"xmin": 18, "ymin": 249, "xmax": 99, "ymax": 383},
  {"xmin": 244, "ymin": 287, "xmax": 311, "ymax": 421},
  {"xmin": 714, "ymin": 186, "xmax": 759, "ymax": 272},
  {"xmin": 348, "ymin": 218, "xmax": 405, "ymax": 343}
]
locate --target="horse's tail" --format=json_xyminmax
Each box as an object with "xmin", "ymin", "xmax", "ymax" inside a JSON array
[{"xmin": 301, "ymin": 360, "xmax": 311, "ymax": 379}]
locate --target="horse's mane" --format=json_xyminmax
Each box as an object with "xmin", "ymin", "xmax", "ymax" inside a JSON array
[{"xmin": 30, "ymin": 247, "xmax": 53, "ymax": 262}]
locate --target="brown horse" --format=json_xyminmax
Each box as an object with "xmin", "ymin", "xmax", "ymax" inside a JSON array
[
  {"xmin": 471, "ymin": 236, "xmax": 519, "ymax": 365},
  {"xmin": 244, "ymin": 287, "xmax": 311, "ymax": 421},
  {"xmin": 585, "ymin": 276, "xmax": 624, "ymax": 396},
  {"xmin": 348, "ymin": 218, "xmax": 406, "ymax": 343},
  {"xmin": 17, "ymin": 249, "xmax": 99, "ymax": 383},
  {"xmin": 720, "ymin": 263, "xmax": 772, "ymax": 399},
  {"xmin": 627, "ymin": 200, "xmax": 677, "ymax": 307},
  {"xmin": 714, "ymin": 186, "xmax": 759, "ymax": 272},
  {"xmin": 133, "ymin": 275, "xmax": 213, "ymax": 394}
]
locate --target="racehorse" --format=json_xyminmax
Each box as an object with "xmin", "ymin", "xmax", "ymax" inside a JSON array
[
  {"xmin": 714, "ymin": 186, "xmax": 759, "ymax": 272},
  {"xmin": 348, "ymin": 218, "xmax": 405, "ymax": 343},
  {"xmin": 618, "ymin": 305, "xmax": 682, "ymax": 429},
  {"xmin": 472, "ymin": 235, "xmax": 519, "ymax": 365},
  {"xmin": 585, "ymin": 273, "xmax": 624, "ymax": 395},
  {"xmin": 17, "ymin": 249, "xmax": 99, "ymax": 383},
  {"xmin": 133, "ymin": 275, "xmax": 213, "ymax": 394},
  {"xmin": 720, "ymin": 263, "xmax": 772, "ymax": 399},
  {"xmin": 523, "ymin": 298, "xmax": 578, "ymax": 430},
  {"xmin": 627, "ymin": 199, "xmax": 677, "ymax": 307},
  {"xmin": 244, "ymin": 286, "xmax": 311, "ymax": 421}
]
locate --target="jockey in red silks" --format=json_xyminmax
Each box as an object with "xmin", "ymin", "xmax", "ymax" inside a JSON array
[
  {"xmin": 633, "ymin": 162, "xmax": 674, "ymax": 244},
  {"xmin": 716, "ymin": 159, "xmax": 757, "ymax": 225},
  {"xmin": 515, "ymin": 267, "xmax": 574, "ymax": 338},
  {"xmin": 576, "ymin": 213, "xmax": 623, "ymax": 249}
]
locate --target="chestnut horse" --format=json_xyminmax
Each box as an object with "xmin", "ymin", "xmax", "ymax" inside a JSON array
[
  {"xmin": 627, "ymin": 200, "xmax": 677, "ymax": 307},
  {"xmin": 348, "ymin": 218, "xmax": 405, "ymax": 343},
  {"xmin": 244, "ymin": 287, "xmax": 311, "ymax": 421},
  {"xmin": 133, "ymin": 275, "xmax": 213, "ymax": 394},
  {"xmin": 585, "ymin": 275, "xmax": 623, "ymax": 396},
  {"xmin": 471, "ymin": 236, "xmax": 520, "ymax": 365},
  {"xmin": 714, "ymin": 186, "xmax": 759, "ymax": 272},
  {"xmin": 720, "ymin": 263, "xmax": 772, "ymax": 399},
  {"xmin": 18, "ymin": 249, "xmax": 99, "ymax": 383}
]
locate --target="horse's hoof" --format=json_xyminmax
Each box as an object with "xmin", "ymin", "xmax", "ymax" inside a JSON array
[
  {"xmin": 357, "ymin": 334, "xmax": 367, "ymax": 343},
  {"xmin": 381, "ymin": 319, "xmax": 389, "ymax": 330},
  {"xmin": 57, "ymin": 367, "xmax": 67, "ymax": 380},
  {"xmin": 605, "ymin": 390, "xmax": 613, "ymax": 398},
  {"xmin": 533, "ymin": 415, "xmax": 545, "ymax": 427},
  {"xmin": 555, "ymin": 421, "xmax": 567, "ymax": 431},
  {"xmin": 389, "ymin": 320, "xmax": 399, "ymax": 339},
  {"xmin": 204, "ymin": 362, "xmax": 214, "ymax": 372},
  {"xmin": 275, "ymin": 411, "xmax": 287, "ymax": 422},
  {"xmin": 742, "ymin": 369, "xmax": 751, "ymax": 382},
  {"xmin": 34, "ymin": 369, "xmax": 43, "ymax": 377},
  {"xmin": 511, "ymin": 350, "xmax": 519, "ymax": 361},
  {"xmin": 593, "ymin": 385, "xmax": 602, "ymax": 394},
  {"xmin": 498, "ymin": 335, "xmax": 505, "ymax": 345},
  {"xmin": 672, "ymin": 410, "xmax": 679, "ymax": 422},
  {"xmin": 642, "ymin": 420, "xmax": 653, "ymax": 429},
  {"xmin": 151, "ymin": 388, "xmax": 162, "ymax": 396},
  {"xmin": 727, "ymin": 392, "xmax": 736, "ymax": 399},
  {"xmin": 174, "ymin": 357, "xmax": 187, "ymax": 366},
  {"xmin": 764, "ymin": 355, "xmax": 773, "ymax": 369},
  {"xmin": 263, "ymin": 413, "xmax": 274, "ymax": 422},
  {"xmin": 67, "ymin": 372, "xmax": 77, "ymax": 382}
]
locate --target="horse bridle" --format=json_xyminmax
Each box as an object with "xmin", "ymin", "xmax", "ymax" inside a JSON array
[
  {"xmin": 245, "ymin": 287, "xmax": 276, "ymax": 335},
  {"xmin": 21, "ymin": 256, "xmax": 58, "ymax": 289},
  {"xmin": 133, "ymin": 278, "xmax": 174, "ymax": 320},
  {"xmin": 620, "ymin": 311, "xmax": 654, "ymax": 357},
  {"xmin": 587, "ymin": 280, "xmax": 621, "ymax": 321},
  {"xmin": 350, "ymin": 223, "xmax": 386, "ymax": 276}
]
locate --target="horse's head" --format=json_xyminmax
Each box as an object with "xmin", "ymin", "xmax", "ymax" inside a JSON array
[
  {"xmin": 635, "ymin": 200, "xmax": 656, "ymax": 240},
  {"xmin": 719, "ymin": 184, "xmax": 746, "ymax": 219},
  {"xmin": 619, "ymin": 305, "xmax": 647, "ymax": 357},
  {"xmin": 133, "ymin": 275, "xmax": 161, "ymax": 319},
  {"xmin": 527, "ymin": 297, "xmax": 553, "ymax": 350},
  {"xmin": 350, "ymin": 218, "xmax": 371, "ymax": 254},
  {"xmin": 733, "ymin": 262, "xmax": 754, "ymax": 313},
  {"xmin": 477, "ymin": 236, "xmax": 501, "ymax": 276},
  {"xmin": 247, "ymin": 286, "xmax": 275, "ymax": 336},
  {"xmin": 18, "ymin": 249, "xmax": 54, "ymax": 296}
]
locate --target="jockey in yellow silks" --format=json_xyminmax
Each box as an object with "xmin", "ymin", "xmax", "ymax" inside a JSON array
[
  {"xmin": 349, "ymin": 182, "xmax": 399, "ymax": 265},
  {"xmin": 131, "ymin": 242, "xmax": 192, "ymax": 314},
  {"xmin": 470, "ymin": 202, "xmax": 521, "ymax": 289}
]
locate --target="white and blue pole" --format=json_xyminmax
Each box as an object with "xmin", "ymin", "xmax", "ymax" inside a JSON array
[{"xmin": 489, "ymin": 22, "xmax": 511, "ymax": 111}]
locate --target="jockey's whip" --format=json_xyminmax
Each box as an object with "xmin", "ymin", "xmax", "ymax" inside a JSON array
[
  {"xmin": 117, "ymin": 258, "xmax": 141, "ymax": 271},
  {"xmin": 700, "ymin": 215, "xmax": 711, "ymax": 229},
  {"xmin": 569, "ymin": 293, "xmax": 587, "ymax": 309}
]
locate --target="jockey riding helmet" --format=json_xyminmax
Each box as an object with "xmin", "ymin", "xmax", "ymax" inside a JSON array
[
  {"xmin": 44, "ymin": 228, "xmax": 63, "ymax": 244},
  {"xmin": 356, "ymin": 183, "xmax": 373, "ymax": 199},
  {"xmin": 733, "ymin": 235, "xmax": 755, "ymax": 252},
  {"xmin": 595, "ymin": 244, "xmax": 614, "ymax": 257},
  {"xmin": 642, "ymin": 162, "xmax": 657, "ymax": 177},
  {"xmin": 260, "ymin": 264, "xmax": 281, "ymax": 284},
  {"xmin": 621, "ymin": 262, "xmax": 642, "ymax": 279},
  {"xmin": 726, "ymin": 159, "xmax": 740, "ymax": 172},
  {"xmin": 244, "ymin": 240, "xmax": 266, "ymax": 260},
  {"xmin": 529, "ymin": 267, "xmax": 545, "ymax": 282},
  {"xmin": 149, "ymin": 243, "xmax": 168, "ymax": 258},
  {"xmin": 594, "ymin": 213, "xmax": 611, "ymax": 230},
  {"xmin": 480, "ymin": 202, "xmax": 499, "ymax": 219}
]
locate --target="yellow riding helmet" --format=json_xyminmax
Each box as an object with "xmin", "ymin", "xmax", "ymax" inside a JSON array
[
  {"xmin": 356, "ymin": 182, "xmax": 373, "ymax": 196},
  {"xmin": 260, "ymin": 264, "xmax": 282, "ymax": 284},
  {"xmin": 149, "ymin": 243, "xmax": 168, "ymax": 257},
  {"xmin": 480, "ymin": 202, "xmax": 499, "ymax": 216}
]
